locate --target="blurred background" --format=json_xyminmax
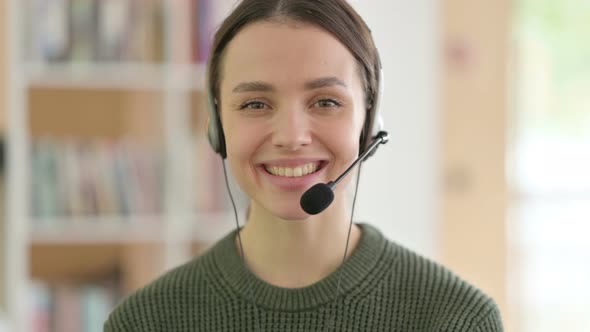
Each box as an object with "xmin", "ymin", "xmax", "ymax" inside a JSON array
[{"xmin": 0, "ymin": 0, "xmax": 589, "ymax": 331}]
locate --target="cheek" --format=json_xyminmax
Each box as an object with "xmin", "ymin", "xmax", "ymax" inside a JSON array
[
  {"xmin": 223, "ymin": 116, "xmax": 264, "ymax": 164},
  {"xmin": 333, "ymin": 109, "xmax": 365, "ymax": 157},
  {"xmin": 320, "ymin": 119, "xmax": 363, "ymax": 166},
  {"xmin": 224, "ymin": 121, "xmax": 260, "ymax": 191}
]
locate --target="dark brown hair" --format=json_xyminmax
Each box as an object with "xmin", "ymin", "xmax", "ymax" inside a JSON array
[{"xmin": 207, "ymin": 0, "xmax": 381, "ymax": 153}]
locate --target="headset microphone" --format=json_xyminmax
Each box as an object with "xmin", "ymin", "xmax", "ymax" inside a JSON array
[{"xmin": 300, "ymin": 131, "xmax": 389, "ymax": 215}]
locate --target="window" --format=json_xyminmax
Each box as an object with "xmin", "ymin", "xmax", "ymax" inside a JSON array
[{"xmin": 510, "ymin": 1, "xmax": 590, "ymax": 331}]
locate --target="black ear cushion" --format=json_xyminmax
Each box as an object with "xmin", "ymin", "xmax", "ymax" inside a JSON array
[{"xmin": 207, "ymin": 102, "xmax": 227, "ymax": 159}]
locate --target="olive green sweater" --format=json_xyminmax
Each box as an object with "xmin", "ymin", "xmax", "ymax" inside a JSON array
[{"xmin": 104, "ymin": 224, "xmax": 503, "ymax": 331}]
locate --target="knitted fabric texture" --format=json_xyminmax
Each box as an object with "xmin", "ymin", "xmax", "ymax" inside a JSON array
[{"xmin": 104, "ymin": 223, "xmax": 503, "ymax": 331}]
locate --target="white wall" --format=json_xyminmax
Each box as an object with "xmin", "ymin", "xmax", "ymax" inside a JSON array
[{"xmin": 351, "ymin": 1, "xmax": 441, "ymax": 258}]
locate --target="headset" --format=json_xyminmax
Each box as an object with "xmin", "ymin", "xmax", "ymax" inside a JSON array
[{"xmin": 206, "ymin": 52, "xmax": 385, "ymax": 161}]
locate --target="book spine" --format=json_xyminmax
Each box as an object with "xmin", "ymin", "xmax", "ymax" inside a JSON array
[
  {"xmin": 96, "ymin": 0, "xmax": 132, "ymax": 61},
  {"xmin": 190, "ymin": 0, "xmax": 201, "ymax": 63},
  {"xmin": 69, "ymin": 0, "xmax": 99, "ymax": 62}
]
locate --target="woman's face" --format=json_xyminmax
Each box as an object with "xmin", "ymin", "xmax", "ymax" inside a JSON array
[{"xmin": 219, "ymin": 21, "xmax": 366, "ymax": 221}]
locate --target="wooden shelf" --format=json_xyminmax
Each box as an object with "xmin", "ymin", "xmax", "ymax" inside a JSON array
[
  {"xmin": 30, "ymin": 242, "xmax": 166, "ymax": 294},
  {"xmin": 25, "ymin": 62, "xmax": 206, "ymax": 92},
  {"xmin": 28, "ymin": 88, "xmax": 164, "ymax": 140},
  {"xmin": 30, "ymin": 244, "xmax": 122, "ymax": 284}
]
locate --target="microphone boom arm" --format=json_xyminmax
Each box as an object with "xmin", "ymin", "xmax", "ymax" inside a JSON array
[{"xmin": 328, "ymin": 131, "xmax": 389, "ymax": 190}]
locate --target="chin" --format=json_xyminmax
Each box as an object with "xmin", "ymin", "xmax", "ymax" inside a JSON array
[
  {"xmin": 270, "ymin": 207, "xmax": 311, "ymax": 222},
  {"xmin": 255, "ymin": 199, "xmax": 311, "ymax": 222}
]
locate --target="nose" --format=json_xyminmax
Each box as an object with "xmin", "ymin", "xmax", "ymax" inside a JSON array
[{"xmin": 271, "ymin": 107, "xmax": 312, "ymax": 151}]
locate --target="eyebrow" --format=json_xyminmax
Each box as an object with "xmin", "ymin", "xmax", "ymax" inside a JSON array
[{"xmin": 232, "ymin": 76, "xmax": 347, "ymax": 93}]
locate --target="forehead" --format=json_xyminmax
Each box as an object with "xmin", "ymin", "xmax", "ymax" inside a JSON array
[{"xmin": 221, "ymin": 21, "xmax": 361, "ymax": 89}]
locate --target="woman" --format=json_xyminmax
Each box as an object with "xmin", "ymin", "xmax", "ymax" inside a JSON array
[{"xmin": 105, "ymin": 0, "xmax": 504, "ymax": 331}]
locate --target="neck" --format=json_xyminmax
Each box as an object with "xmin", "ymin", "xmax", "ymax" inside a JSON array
[{"xmin": 237, "ymin": 199, "xmax": 361, "ymax": 289}]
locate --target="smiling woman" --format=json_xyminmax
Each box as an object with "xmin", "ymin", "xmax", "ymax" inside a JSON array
[
  {"xmin": 221, "ymin": 22, "xmax": 366, "ymax": 222},
  {"xmin": 104, "ymin": 1, "xmax": 504, "ymax": 331}
]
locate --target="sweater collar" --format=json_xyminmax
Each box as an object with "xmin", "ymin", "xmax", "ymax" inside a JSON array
[{"xmin": 210, "ymin": 223, "xmax": 389, "ymax": 311}]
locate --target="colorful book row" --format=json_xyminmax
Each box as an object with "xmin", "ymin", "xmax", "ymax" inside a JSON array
[
  {"xmin": 26, "ymin": 0, "xmax": 237, "ymax": 64},
  {"xmin": 30, "ymin": 137, "xmax": 231, "ymax": 220},
  {"xmin": 31, "ymin": 280, "xmax": 119, "ymax": 332},
  {"xmin": 31, "ymin": 139, "xmax": 165, "ymax": 219}
]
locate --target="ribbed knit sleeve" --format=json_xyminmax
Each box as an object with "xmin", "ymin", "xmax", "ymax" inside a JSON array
[
  {"xmin": 103, "ymin": 315, "xmax": 120, "ymax": 332},
  {"xmin": 474, "ymin": 302, "xmax": 504, "ymax": 332},
  {"xmin": 103, "ymin": 223, "xmax": 504, "ymax": 331}
]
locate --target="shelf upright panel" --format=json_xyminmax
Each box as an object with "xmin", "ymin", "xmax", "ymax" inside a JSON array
[
  {"xmin": 161, "ymin": 0, "xmax": 195, "ymax": 270},
  {"xmin": 5, "ymin": 0, "xmax": 31, "ymax": 330}
]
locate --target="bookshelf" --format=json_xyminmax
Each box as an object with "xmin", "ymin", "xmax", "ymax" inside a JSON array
[{"xmin": 4, "ymin": 0, "xmax": 239, "ymax": 331}]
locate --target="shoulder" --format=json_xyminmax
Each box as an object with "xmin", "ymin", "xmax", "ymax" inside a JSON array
[
  {"xmin": 104, "ymin": 251, "xmax": 212, "ymax": 332},
  {"xmin": 381, "ymin": 240, "xmax": 503, "ymax": 331}
]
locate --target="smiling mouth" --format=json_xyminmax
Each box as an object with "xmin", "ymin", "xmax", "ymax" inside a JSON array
[{"xmin": 263, "ymin": 161, "xmax": 324, "ymax": 177}]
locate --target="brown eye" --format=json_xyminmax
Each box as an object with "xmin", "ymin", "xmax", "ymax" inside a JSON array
[
  {"xmin": 240, "ymin": 101, "xmax": 267, "ymax": 110},
  {"xmin": 315, "ymin": 98, "xmax": 342, "ymax": 108}
]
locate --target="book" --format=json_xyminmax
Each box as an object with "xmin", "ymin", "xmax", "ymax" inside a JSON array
[
  {"xmin": 30, "ymin": 139, "xmax": 165, "ymax": 219},
  {"xmin": 82, "ymin": 285, "xmax": 113, "ymax": 332},
  {"xmin": 52, "ymin": 284, "xmax": 82, "ymax": 332},
  {"xmin": 30, "ymin": 280, "xmax": 119, "ymax": 332},
  {"xmin": 69, "ymin": 0, "xmax": 98, "ymax": 62},
  {"xmin": 28, "ymin": 0, "xmax": 70, "ymax": 62},
  {"xmin": 30, "ymin": 281, "xmax": 51, "ymax": 332},
  {"xmin": 27, "ymin": 0, "xmax": 170, "ymax": 63},
  {"xmin": 96, "ymin": 0, "xmax": 132, "ymax": 61},
  {"xmin": 169, "ymin": 0, "xmax": 193, "ymax": 64}
]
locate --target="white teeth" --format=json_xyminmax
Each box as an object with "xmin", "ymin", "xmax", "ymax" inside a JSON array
[{"xmin": 265, "ymin": 162, "xmax": 320, "ymax": 177}]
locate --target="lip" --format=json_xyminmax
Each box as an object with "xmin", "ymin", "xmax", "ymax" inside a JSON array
[{"xmin": 256, "ymin": 159, "xmax": 328, "ymax": 192}]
